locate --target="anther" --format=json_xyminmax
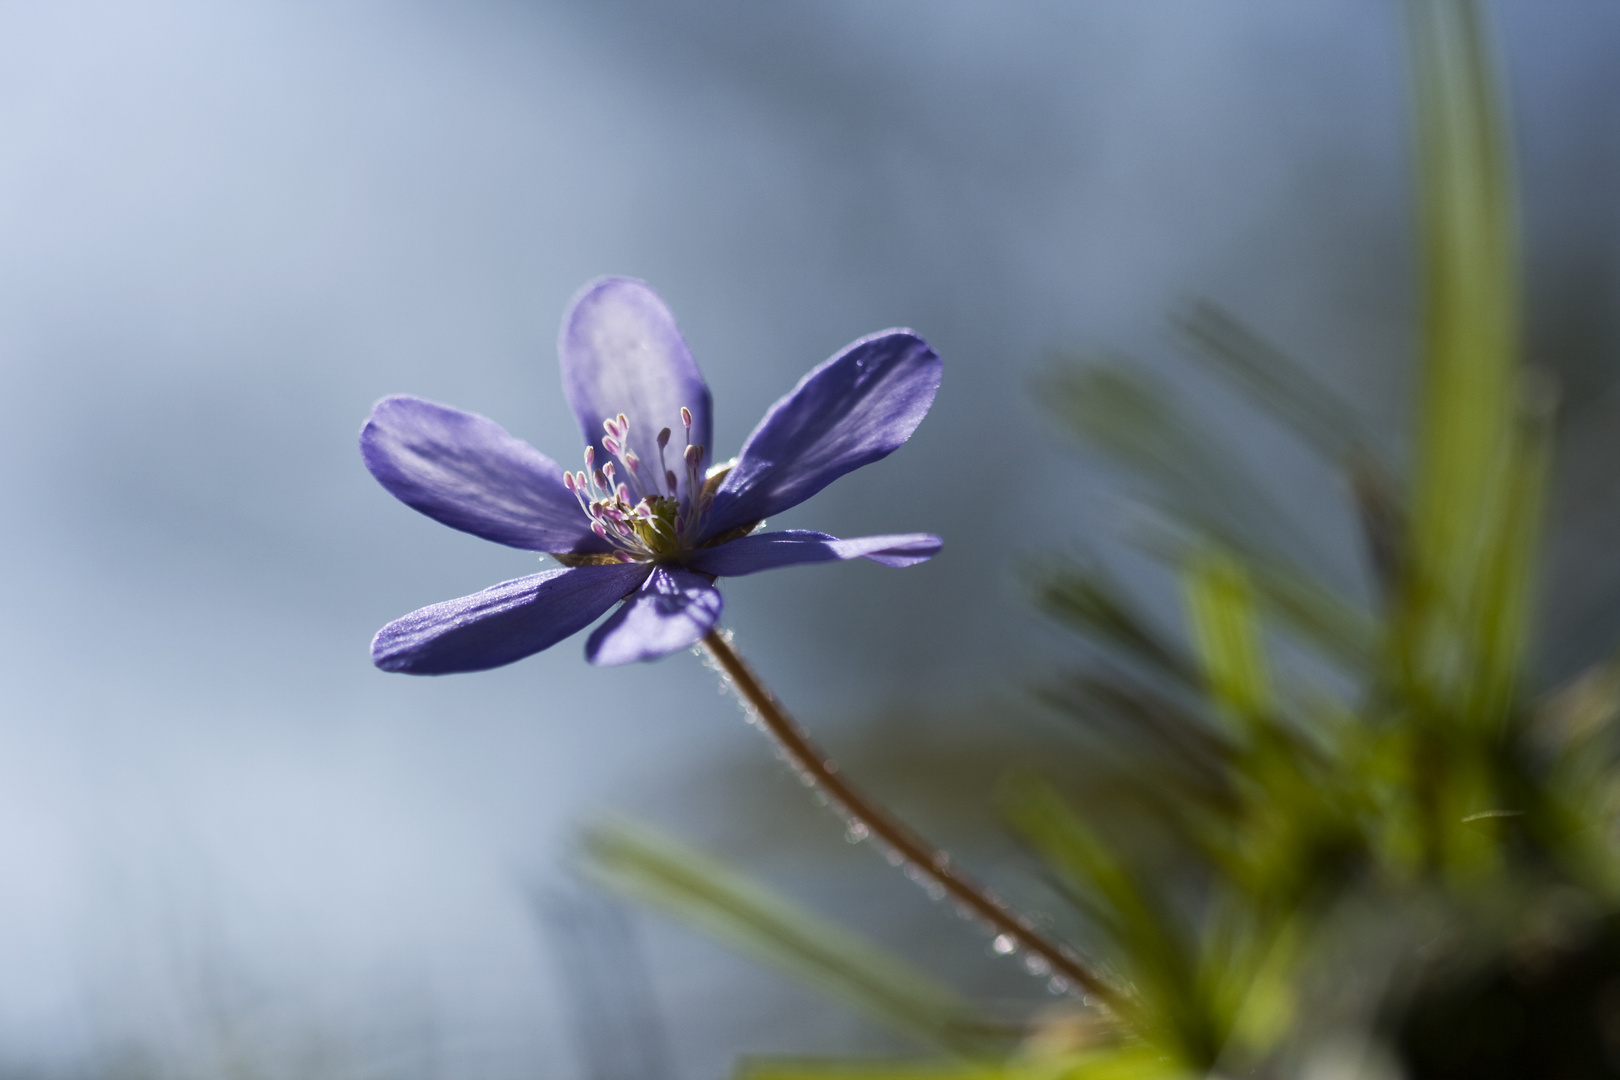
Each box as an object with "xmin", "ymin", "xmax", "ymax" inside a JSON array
[
  {"xmin": 591, "ymin": 521, "xmax": 607, "ymax": 538},
  {"xmin": 583, "ymin": 446, "xmax": 595, "ymax": 467},
  {"xmin": 616, "ymin": 483, "xmax": 630, "ymax": 503},
  {"xmin": 684, "ymin": 444, "xmax": 702, "ymax": 465},
  {"xmin": 665, "ymin": 470, "xmax": 679, "ymax": 494},
  {"xmin": 680, "ymin": 406, "xmax": 692, "ymax": 430},
  {"xmin": 657, "ymin": 427, "xmax": 671, "ymax": 450},
  {"xmin": 603, "ymin": 436, "xmax": 621, "ymax": 456}
]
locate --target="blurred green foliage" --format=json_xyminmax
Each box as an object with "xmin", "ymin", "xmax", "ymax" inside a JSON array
[
  {"xmin": 583, "ymin": 819, "xmax": 1017, "ymax": 1059},
  {"xmin": 587, "ymin": 2, "xmax": 1620, "ymax": 1075}
]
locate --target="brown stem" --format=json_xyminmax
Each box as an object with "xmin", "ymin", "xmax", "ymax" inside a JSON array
[{"xmin": 699, "ymin": 629, "xmax": 1115, "ymax": 1004}]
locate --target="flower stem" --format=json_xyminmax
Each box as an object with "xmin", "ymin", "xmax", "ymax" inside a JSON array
[{"xmin": 699, "ymin": 629, "xmax": 1114, "ymax": 1004}]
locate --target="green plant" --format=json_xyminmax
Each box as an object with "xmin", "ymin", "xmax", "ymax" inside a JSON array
[{"xmin": 583, "ymin": 3, "xmax": 1620, "ymax": 1075}]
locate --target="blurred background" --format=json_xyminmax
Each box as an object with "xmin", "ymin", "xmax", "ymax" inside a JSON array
[{"xmin": 0, "ymin": 2, "xmax": 1615, "ymax": 1077}]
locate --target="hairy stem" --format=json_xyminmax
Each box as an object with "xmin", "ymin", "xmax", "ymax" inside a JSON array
[{"xmin": 699, "ymin": 629, "xmax": 1114, "ymax": 1004}]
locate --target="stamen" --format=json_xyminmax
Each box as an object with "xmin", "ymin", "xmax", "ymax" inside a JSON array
[
  {"xmin": 656, "ymin": 434, "xmax": 675, "ymax": 495},
  {"xmin": 571, "ymin": 407, "xmax": 706, "ymax": 561},
  {"xmin": 683, "ymin": 444, "xmax": 705, "ymax": 509}
]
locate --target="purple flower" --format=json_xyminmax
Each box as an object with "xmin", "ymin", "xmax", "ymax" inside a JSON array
[{"xmin": 362, "ymin": 277, "xmax": 943, "ymax": 673}]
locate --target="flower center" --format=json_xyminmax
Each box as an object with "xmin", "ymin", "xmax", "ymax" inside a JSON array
[{"xmin": 563, "ymin": 406, "xmax": 711, "ymax": 561}]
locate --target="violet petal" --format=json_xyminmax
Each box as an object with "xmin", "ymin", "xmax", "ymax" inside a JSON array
[
  {"xmin": 361, "ymin": 395, "xmax": 608, "ymax": 554},
  {"xmin": 372, "ymin": 562, "xmax": 649, "ymax": 674},
  {"xmin": 559, "ymin": 278, "xmax": 713, "ymax": 496},
  {"xmin": 584, "ymin": 565, "xmax": 723, "ymax": 666},
  {"xmin": 685, "ymin": 530, "xmax": 942, "ymax": 576},
  {"xmin": 704, "ymin": 331, "xmax": 940, "ymax": 537}
]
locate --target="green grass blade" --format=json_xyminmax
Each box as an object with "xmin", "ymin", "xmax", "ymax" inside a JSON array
[
  {"xmin": 1182, "ymin": 550, "xmax": 1274, "ymax": 726},
  {"xmin": 1038, "ymin": 671, "xmax": 1237, "ymax": 807},
  {"xmin": 740, "ymin": 1062, "xmax": 1006, "ymax": 1080},
  {"xmin": 1172, "ymin": 301, "xmax": 1411, "ymax": 606},
  {"xmin": 1244, "ymin": 559, "xmax": 1379, "ymax": 675},
  {"xmin": 1174, "ymin": 301, "xmax": 1374, "ymax": 468},
  {"xmin": 1463, "ymin": 374, "xmax": 1554, "ymax": 728},
  {"xmin": 1032, "ymin": 557, "xmax": 1200, "ymax": 689},
  {"xmin": 740, "ymin": 1045, "xmax": 1184, "ymax": 1080},
  {"xmin": 1004, "ymin": 778, "xmax": 1216, "ymax": 1067},
  {"xmin": 581, "ymin": 819, "xmax": 1006, "ymax": 1058},
  {"xmin": 1042, "ymin": 363, "xmax": 1320, "ymax": 573},
  {"xmin": 1400, "ymin": 0, "xmax": 1522, "ymax": 714},
  {"xmin": 1122, "ymin": 516, "xmax": 1376, "ymax": 678}
]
